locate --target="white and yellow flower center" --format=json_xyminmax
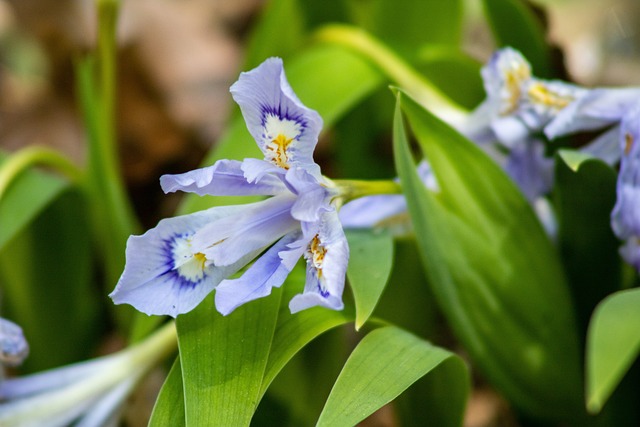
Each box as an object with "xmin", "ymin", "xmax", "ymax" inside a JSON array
[
  {"xmin": 526, "ymin": 82, "xmax": 574, "ymax": 111},
  {"xmin": 499, "ymin": 61, "xmax": 531, "ymax": 115},
  {"xmin": 172, "ymin": 236, "xmax": 208, "ymax": 283},
  {"xmin": 264, "ymin": 114, "xmax": 302, "ymax": 169},
  {"xmin": 307, "ymin": 234, "xmax": 327, "ymax": 279}
]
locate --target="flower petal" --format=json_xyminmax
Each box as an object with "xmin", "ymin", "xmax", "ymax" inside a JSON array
[
  {"xmin": 230, "ymin": 57, "xmax": 322, "ymax": 175},
  {"xmin": 0, "ymin": 317, "xmax": 29, "ymax": 367},
  {"xmin": 289, "ymin": 212, "xmax": 348, "ymax": 313},
  {"xmin": 214, "ymin": 231, "xmax": 307, "ymax": 316},
  {"xmin": 579, "ymin": 125, "xmax": 621, "ymax": 165},
  {"xmin": 285, "ymin": 167, "xmax": 334, "ymax": 222},
  {"xmin": 504, "ymin": 138, "xmax": 554, "ymax": 201},
  {"xmin": 192, "ymin": 195, "xmax": 299, "ymax": 267},
  {"xmin": 109, "ymin": 205, "xmax": 257, "ymax": 317},
  {"xmin": 545, "ymin": 88, "xmax": 640, "ymax": 139},
  {"xmin": 160, "ymin": 159, "xmax": 286, "ymax": 197}
]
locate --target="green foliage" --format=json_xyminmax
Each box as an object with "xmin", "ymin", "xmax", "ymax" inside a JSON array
[
  {"xmin": 393, "ymin": 89, "xmax": 585, "ymax": 421},
  {"xmin": 345, "ymin": 229, "xmax": 394, "ymax": 329},
  {"xmin": 586, "ymin": 289, "xmax": 640, "ymax": 414},
  {"xmin": 317, "ymin": 326, "xmax": 468, "ymax": 427}
]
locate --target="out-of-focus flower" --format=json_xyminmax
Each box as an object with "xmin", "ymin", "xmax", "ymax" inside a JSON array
[
  {"xmin": 0, "ymin": 322, "xmax": 176, "ymax": 427},
  {"xmin": 110, "ymin": 58, "xmax": 350, "ymax": 317},
  {"xmin": 610, "ymin": 103, "xmax": 640, "ymax": 270},
  {"xmin": 0, "ymin": 317, "xmax": 28, "ymax": 368}
]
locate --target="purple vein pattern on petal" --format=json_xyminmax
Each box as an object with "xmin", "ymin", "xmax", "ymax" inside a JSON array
[
  {"xmin": 110, "ymin": 205, "xmax": 257, "ymax": 317},
  {"xmin": 289, "ymin": 211, "xmax": 348, "ymax": 313},
  {"xmin": 230, "ymin": 57, "xmax": 323, "ymax": 177}
]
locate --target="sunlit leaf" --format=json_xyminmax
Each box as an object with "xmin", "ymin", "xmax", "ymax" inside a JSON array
[
  {"xmin": 177, "ymin": 288, "xmax": 281, "ymax": 427},
  {"xmin": 0, "ymin": 151, "xmax": 68, "ymax": 252},
  {"xmin": 316, "ymin": 326, "xmax": 468, "ymax": 427},
  {"xmin": 345, "ymin": 229, "xmax": 393, "ymax": 329},
  {"xmin": 393, "ymin": 90, "xmax": 584, "ymax": 421},
  {"xmin": 149, "ymin": 358, "xmax": 185, "ymax": 427},
  {"xmin": 586, "ymin": 288, "xmax": 640, "ymax": 413}
]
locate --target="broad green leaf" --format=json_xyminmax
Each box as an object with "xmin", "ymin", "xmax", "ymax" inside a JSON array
[
  {"xmin": 0, "ymin": 151, "xmax": 68, "ymax": 251},
  {"xmin": 260, "ymin": 265, "xmax": 353, "ymax": 397},
  {"xmin": 176, "ymin": 288, "xmax": 282, "ymax": 427},
  {"xmin": 586, "ymin": 288, "xmax": 640, "ymax": 413},
  {"xmin": 555, "ymin": 155, "xmax": 620, "ymax": 336},
  {"xmin": 0, "ymin": 189, "xmax": 101, "ymax": 372},
  {"xmin": 345, "ymin": 229, "xmax": 393, "ymax": 329},
  {"xmin": 149, "ymin": 358, "xmax": 185, "ymax": 427},
  {"xmin": 316, "ymin": 326, "xmax": 469, "ymax": 427},
  {"xmin": 481, "ymin": 0, "xmax": 552, "ymax": 77},
  {"xmin": 179, "ymin": 43, "xmax": 383, "ymax": 214},
  {"xmin": 351, "ymin": 0, "xmax": 463, "ymax": 61},
  {"xmin": 393, "ymin": 90, "xmax": 584, "ymax": 421}
]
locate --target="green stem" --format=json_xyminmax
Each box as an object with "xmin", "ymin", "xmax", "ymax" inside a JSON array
[
  {"xmin": 0, "ymin": 146, "xmax": 84, "ymax": 201},
  {"xmin": 314, "ymin": 24, "xmax": 469, "ymax": 126},
  {"xmin": 334, "ymin": 179, "xmax": 402, "ymax": 204}
]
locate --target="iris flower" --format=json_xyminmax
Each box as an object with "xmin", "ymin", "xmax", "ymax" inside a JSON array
[{"xmin": 110, "ymin": 58, "xmax": 349, "ymax": 317}]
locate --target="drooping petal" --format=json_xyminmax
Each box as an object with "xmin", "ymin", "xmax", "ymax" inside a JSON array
[
  {"xmin": 504, "ymin": 138, "xmax": 554, "ymax": 201},
  {"xmin": 289, "ymin": 212, "xmax": 348, "ymax": 313},
  {"xmin": 611, "ymin": 103, "xmax": 640, "ymax": 239},
  {"xmin": 619, "ymin": 237, "xmax": 640, "ymax": 271},
  {"xmin": 0, "ymin": 317, "xmax": 29, "ymax": 367},
  {"xmin": 230, "ymin": 57, "xmax": 323, "ymax": 176},
  {"xmin": 214, "ymin": 231, "xmax": 308, "ymax": 316},
  {"xmin": 579, "ymin": 125, "xmax": 621, "ymax": 166},
  {"xmin": 192, "ymin": 195, "xmax": 299, "ymax": 267},
  {"xmin": 545, "ymin": 87, "xmax": 640, "ymax": 139},
  {"xmin": 160, "ymin": 159, "xmax": 286, "ymax": 197},
  {"xmin": 339, "ymin": 195, "xmax": 408, "ymax": 229},
  {"xmin": 241, "ymin": 157, "xmax": 286, "ymax": 184},
  {"xmin": 109, "ymin": 205, "xmax": 258, "ymax": 317}
]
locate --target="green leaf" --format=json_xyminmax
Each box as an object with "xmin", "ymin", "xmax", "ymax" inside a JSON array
[
  {"xmin": 0, "ymin": 188, "xmax": 101, "ymax": 372},
  {"xmin": 316, "ymin": 326, "xmax": 469, "ymax": 427},
  {"xmin": 0, "ymin": 151, "xmax": 68, "ymax": 251},
  {"xmin": 345, "ymin": 229, "xmax": 394, "ymax": 329},
  {"xmin": 260, "ymin": 265, "xmax": 353, "ymax": 397},
  {"xmin": 149, "ymin": 358, "xmax": 186, "ymax": 427},
  {"xmin": 177, "ymin": 288, "xmax": 282, "ymax": 427},
  {"xmin": 558, "ymin": 148, "xmax": 598, "ymax": 172},
  {"xmin": 586, "ymin": 288, "xmax": 640, "ymax": 413},
  {"xmin": 393, "ymin": 90, "xmax": 584, "ymax": 421},
  {"xmin": 481, "ymin": 0, "xmax": 552, "ymax": 77},
  {"xmin": 555, "ymin": 155, "xmax": 621, "ymax": 336}
]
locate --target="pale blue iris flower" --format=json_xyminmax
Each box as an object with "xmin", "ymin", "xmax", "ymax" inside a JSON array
[{"xmin": 110, "ymin": 58, "xmax": 348, "ymax": 317}]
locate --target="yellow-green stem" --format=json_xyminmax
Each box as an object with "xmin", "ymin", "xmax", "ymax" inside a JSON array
[
  {"xmin": 334, "ymin": 179, "xmax": 402, "ymax": 204},
  {"xmin": 314, "ymin": 24, "xmax": 469, "ymax": 126},
  {"xmin": 0, "ymin": 146, "xmax": 83, "ymax": 201}
]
